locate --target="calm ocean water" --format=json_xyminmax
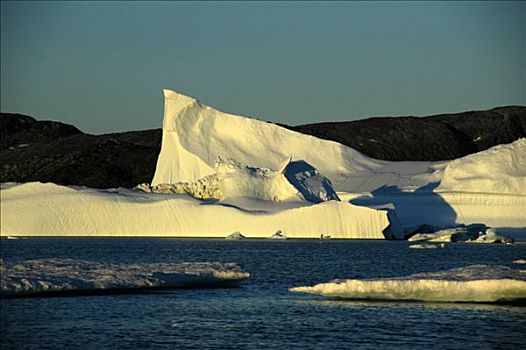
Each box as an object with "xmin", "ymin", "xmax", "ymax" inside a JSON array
[{"xmin": 1, "ymin": 238, "xmax": 525, "ymax": 349}]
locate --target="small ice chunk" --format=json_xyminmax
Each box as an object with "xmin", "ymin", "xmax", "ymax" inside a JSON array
[
  {"xmin": 226, "ymin": 231, "xmax": 246, "ymax": 240},
  {"xmin": 407, "ymin": 224, "xmax": 513, "ymax": 244},
  {"xmin": 409, "ymin": 244, "xmax": 439, "ymax": 249},
  {"xmin": 471, "ymin": 228, "xmax": 514, "ymax": 244},
  {"xmin": 270, "ymin": 229, "xmax": 287, "ymax": 240}
]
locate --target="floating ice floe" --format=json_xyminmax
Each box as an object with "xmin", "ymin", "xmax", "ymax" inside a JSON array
[
  {"xmin": 0, "ymin": 259, "xmax": 250, "ymax": 297},
  {"xmin": 226, "ymin": 232, "xmax": 246, "ymax": 240},
  {"xmin": 290, "ymin": 265, "xmax": 526, "ymax": 303},
  {"xmin": 408, "ymin": 224, "xmax": 514, "ymax": 244},
  {"xmin": 270, "ymin": 230, "xmax": 287, "ymax": 240},
  {"xmin": 409, "ymin": 243, "xmax": 443, "ymax": 249}
]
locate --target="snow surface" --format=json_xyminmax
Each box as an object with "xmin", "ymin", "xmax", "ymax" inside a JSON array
[
  {"xmin": 0, "ymin": 182, "xmax": 389, "ymax": 238},
  {"xmin": 437, "ymin": 139, "xmax": 526, "ymax": 195},
  {"xmin": 290, "ymin": 265, "xmax": 526, "ymax": 303},
  {"xmin": 0, "ymin": 259, "xmax": 249, "ymax": 297}
]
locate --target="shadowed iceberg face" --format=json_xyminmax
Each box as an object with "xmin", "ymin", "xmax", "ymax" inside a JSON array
[{"xmin": 283, "ymin": 160, "xmax": 340, "ymax": 203}]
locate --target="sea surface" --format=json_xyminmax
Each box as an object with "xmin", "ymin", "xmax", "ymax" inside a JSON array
[{"xmin": 1, "ymin": 238, "xmax": 525, "ymax": 349}]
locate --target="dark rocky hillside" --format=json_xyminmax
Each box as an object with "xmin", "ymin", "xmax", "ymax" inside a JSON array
[
  {"xmin": 1, "ymin": 106, "xmax": 525, "ymax": 188},
  {"xmin": 1, "ymin": 113, "xmax": 83, "ymax": 149},
  {"xmin": 1, "ymin": 114, "xmax": 161, "ymax": 188},
  {"xmin": 291, "ymin": 106, "xmax": 526, "ymax": 161}
]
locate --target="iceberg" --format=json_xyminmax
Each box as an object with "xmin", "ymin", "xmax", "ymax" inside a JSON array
[
  {"xmin": 1, "ymin": 89, "xmax": 525, "ymax": 238},
  {"xmin": 290, "ymin": 265, "xmax": 526, "ymax": 303},
  {"xmin": 437, "ymin": 139, "xmax": 526, "ymax": 195},
  {"xmin": 408, "ymin": 243, "xmax": 442, "ymax": 249},
  {"xmin": 0, "ymin": 259, "xmax": 250, "ymax": 297},
  {"xmin": 153, "ymin": 90, "xmax": 447, "ymax": 192},
  {"xmin": 1, "ymin": 147, "xmax": 393, "ymax": 239},
  {"xmin": 408, "ymin": 224, "xmax": 514, "ymax": 244},
  {"xmin": 270, "ymin": 230, "xmax": 287, "ymax": 240},
  {"xmin": 226, "ymin": 231, "xmax": 246, "ymax": 240},
  {"xmin": 471, "ymin": 228, "xmax": 514, "ymax": 244},
  {"xmin": 0, "ymin": 182, "xmax": 390, "ymax": 238},
  {"xmin": 151, "ymin": 89, "xmax": 526, "ymax": 233},
  {"xmin": 214, "ymin": 157, "xmax": 339, "ymax": 203}
]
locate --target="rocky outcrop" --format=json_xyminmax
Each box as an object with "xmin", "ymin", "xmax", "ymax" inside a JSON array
[{"xmin": 291, "ymin": 106, "xmax": 526, "ymax": 161}]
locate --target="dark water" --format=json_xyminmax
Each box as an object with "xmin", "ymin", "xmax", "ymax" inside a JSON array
[{"xmin": 1, "ymin": 238, "xmax": 525, "ymax": 349}]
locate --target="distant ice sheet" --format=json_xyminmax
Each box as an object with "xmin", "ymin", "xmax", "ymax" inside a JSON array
[
  {"xmin": 290, "ymin": 265, "xmax": 526, "ymax": 303},
  {"xmin": 0, "ymin": 259, "xmax": 250, "ymax": 297}
]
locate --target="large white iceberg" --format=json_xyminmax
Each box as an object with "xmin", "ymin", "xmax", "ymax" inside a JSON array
[
  {"xmin": 0, "ymin": 182, "xmax": 390, "ymax": 238},
  {"xmin": 290, "ymin": 265, "xmax": 526, "ymax": 303},
  {"xmin": 1, "ymin": 89, "xmax": 525, "ymax": 238},
  {"xmin": 153, "ymin": 90, "xmax": 447, "ymax": 192},
  {"xmin": 151, "ymin": 89, "xmax": 526, "ymax": 234},
  {"xmin": 0, "ymin": 258, "xmax": 250, "ymax": 297}
]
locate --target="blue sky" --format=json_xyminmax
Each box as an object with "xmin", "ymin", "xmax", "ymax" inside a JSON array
[{"xmin": 1, "ymin": 1, "xmax": 525, "ymax": 134}]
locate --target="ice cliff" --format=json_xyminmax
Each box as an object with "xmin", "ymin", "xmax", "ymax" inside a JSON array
[{"xmin": 152, "ymin": 90, "xmax": 446, "ymax": 193}]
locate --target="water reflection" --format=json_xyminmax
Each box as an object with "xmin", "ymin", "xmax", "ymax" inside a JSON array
[{"xmin": 292, "ymin": 298, "xmax": 526, "ymax": 312}]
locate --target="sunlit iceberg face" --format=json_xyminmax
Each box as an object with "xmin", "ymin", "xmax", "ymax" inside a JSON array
[
  {"xmin": 215, "ymin": 157, "xmax": 339, "ymax": 203},
  {"xmin": 290, "ymin": 265, "xmax": 526, "ymax": 303}
]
